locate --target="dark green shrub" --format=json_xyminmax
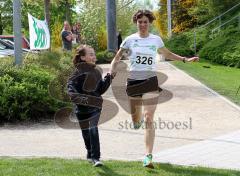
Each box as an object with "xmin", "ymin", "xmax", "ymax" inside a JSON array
[
  {"xmin": 96, "ymin": 50, "xmax": 115, "ymax": 64},
  {"xmin": 49, "ymin": 67, "xmax": 74, "ymax": 103},
  {"xmin": 165, "ymin": 27, "xmax": 210, "ymax": 57},
  {"xmin": 165, "ymin": 33, "xmax": 195, "ymax": 56},
  {"xmin": 23, "ymin": 49, "xmax": 73, "ymax": 72},
  {"xmin": 0, "ymin": 49, "xmax": 75, "ymax": 123},
  {"xmin": 223, "ymin": 44, "xmax": 240, "ymax": 68},
  {"xmin": 199, "ymin": 27, "xmax": 240, "ymax": 66},
  {"xmin": 0, "ymin": 63, "xmax": 65, "ymax": 122},
  {"xmin": 0, "ymin": 57, "xmax": 14, "ymax": 67},
  {"xmin": 185, "ymin": 28, "xmax": 210, "ymax": 52}
]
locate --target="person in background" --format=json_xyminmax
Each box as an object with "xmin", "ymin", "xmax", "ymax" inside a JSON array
[
  {"xmin": 117, "ymin": 29, "xmax": 122, "ymax": 50},
  {"xmin": 61, "ymin": 21, "xmax": 73, "ymax": 51},
  {"xmin": 71, "ymin": 24, "xmax": 78, "ymax": 45},
  {"xmin": 76, "ymin": 22, "xmax": 82, "ymax": 44}
]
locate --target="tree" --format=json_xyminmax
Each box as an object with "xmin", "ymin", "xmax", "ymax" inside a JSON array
[
  {"xmin": 58, "ymin": 0, "xmax": 76, "ymax": 23},
  {"xmin": 187, "ymin": 0, "xmax": 210, "ymax": 25},
  {"xmin": 187, "ymin": 0, "xmax": 240, "ymax": 27},
  {"xmin": 0, "ymin": 13, "xmax": 2, "ymax": 35},
  {"xmin": 116, "ymin": 0, "xmax": 139, "ymax": 36},
  {"xmin": 172, "ymin": 0, "xmax": 198, "ymax": 33},
  {"xmin": 76, "ymin": 0, "xmax": 106, "ymax": 50},
  {"xmin": 152, "ymin": 0, "xmax": 168, "ymax": 38},
  {"xmin": 0, "ymin": 0, "xmax": 13, "ymax": 34},
  {"xmin": 208, "ymin": 0, "xmax": 239, "ymax": 18},
  {"xmin": 153, "ymin": 10, "xmax": 168, "ymax": 38},
  {"xmin": 75, "ymin": 0, "xmax": 139, "ymax": 50},
  {"xmin": 21, "ymin": 0, "xmax": 44, "ymax": 36},
  {"xmin": 138, "ymin": 0, "xmax": 154, "ymax": 10}
]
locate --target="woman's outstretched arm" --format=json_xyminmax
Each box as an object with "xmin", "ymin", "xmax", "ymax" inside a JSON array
[
  {"xmin": 110, "ymin": 48, "xmax": 126, "ymax": 77},
  {"xmin": 158, "ymin": 47, "xmax": 199, "ymax": 62}
]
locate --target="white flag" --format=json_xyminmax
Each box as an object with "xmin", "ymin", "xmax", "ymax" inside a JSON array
[{"xmin": 28, "ymin": 13, "xmax": 50, "ymax": 50}]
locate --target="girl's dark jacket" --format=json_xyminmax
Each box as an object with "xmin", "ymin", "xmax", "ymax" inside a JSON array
[{"xmin": 67, "ymin": 62, "xmax": 113, "ymax": 114}]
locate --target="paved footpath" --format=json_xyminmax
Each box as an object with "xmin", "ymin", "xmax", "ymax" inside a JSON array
[{"xmin": 0, "ymin": 61, "xmax": 240, "ymax": 171}]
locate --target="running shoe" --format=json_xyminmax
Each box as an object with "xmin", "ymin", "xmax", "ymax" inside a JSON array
[
  {"xmin": 143, "ymin": 154, "xmax": 154, "ymax": 169},
  {"xmin": 133, "ymin": 119, "xmax": 144, "ymax": 129}
]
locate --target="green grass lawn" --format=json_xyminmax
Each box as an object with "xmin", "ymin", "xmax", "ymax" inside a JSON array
[
  {"xmin": 172, "ymin": 59, "xmax": 240, "ymax": 105},
  {"xmin": 0, "ymin": 158, "xmax": 239, "ymax": 176}
]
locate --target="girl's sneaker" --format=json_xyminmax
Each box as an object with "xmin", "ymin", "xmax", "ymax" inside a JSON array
[
  {"xmin": 92, "ymin": 159, "xmax": 103, "ymax": 167},
  {"xmin": 143, "ymin": 154, "xmax": 154, "ymax": 169},
  {"xmin": 86, "ymin": 153, "xmax": 92, "ymax": 163}
]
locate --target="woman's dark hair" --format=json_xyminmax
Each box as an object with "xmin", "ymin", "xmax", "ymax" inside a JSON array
[
  {"xmin": 132, "ymin": 10, "xmax": 156, "ymax": 23},
  {"xmin": 73, "ymin": 45, "xmax": 91, "ymax": 67}
]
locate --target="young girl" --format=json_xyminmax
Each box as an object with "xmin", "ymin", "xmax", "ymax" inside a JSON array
[{"xmin": 67, "ymin": 45, "xmax": 113, "ymax": 167}]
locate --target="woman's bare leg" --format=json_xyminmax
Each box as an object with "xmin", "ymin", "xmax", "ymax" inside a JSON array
[
  {"xmin": 128, "ymin": 96, "xmax": 143, "ymax": 124},
  {"xmin": 142, "ymin": 92, "xmax": 159, "ymax": 154}
]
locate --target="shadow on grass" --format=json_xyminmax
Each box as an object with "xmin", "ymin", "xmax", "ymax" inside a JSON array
[
  {"xmin": 145, "ymin": 168, "xmax": 158, "ymax": 174},
  {"xmin": 96, "ymin": 165, "xmax": 127, "ymax": 176},
  {"xmin": 157, "ymin": 163, "xmax": 240, "ymax": 176}
]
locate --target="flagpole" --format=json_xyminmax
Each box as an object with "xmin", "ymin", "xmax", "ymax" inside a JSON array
[
  {"xmin": 167, "ymin": 0, "xmax": 172, "ymax": 37},
  {"xmin": 13, "ymin": 0, "xmax": 22, "ymax": 65},
  {"xmin": 106, "ymin": 0, "xmax": 117, "ymax": 52}
]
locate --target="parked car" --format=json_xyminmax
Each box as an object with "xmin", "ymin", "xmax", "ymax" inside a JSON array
[
  {"xmin": 0, "ymin": 39, "xmax": 33, "ymax": 58},
  {"xmin": 0, "ymin": 49, "xmax": 14, "ymax": 58},
  {"xmin": 1, "ymin": 39, "xmax": 34, "ymax": 53},
  {"xmin": 0, "ymin": 39, "xmax": 14, "ymax": 57},
  {"xmin": 0, "ymin": 35, "xmax": 30, "ymax": 49},
  {"xmin": 0, "ymin": 50, "xmax": 14, "ymax": 58}
]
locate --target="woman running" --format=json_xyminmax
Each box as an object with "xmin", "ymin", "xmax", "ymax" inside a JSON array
[{"xmin": 110, "ymin": 9, "xmax": 199, "ymax": 168}]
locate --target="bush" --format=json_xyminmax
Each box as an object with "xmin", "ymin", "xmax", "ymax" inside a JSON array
[
  {"xmin": 199, "ymin": 27, "xmax": 240, "ymax": 66},
  {"xmin": 223, "ymin": 44, "xmax": 240, "ymax": 68},
  {"xmin": 0, "ymin": 65, "xmax": 64, "ymax": 122},
  {"xmin": 97, "ymin": 26, "xmax": 107, "ymax": 51},
  {"xmin": 165, "ymin": 26, "xmax": 240, "ymax": 68},
  {"xmin": 23, "ymin": 49, "xmax": 71, "ymax": 71},
  {"xmin": 165, "ymin": 33, "xmax": 195, "ymax": 56},
  {"xmin": 0, "ymin": 50, "xmax": 73, "ymax": 122},
  {"xmin": 51, "ymin": 20, "xmax": 63, "ymax": 48},
  {"xmin": 96, "ymin": 50, "xmax": 115, "ymax": 64},
  {"xmin": 0, "ymin": 48, "xmax": 115, "ymax": 123},
  {"xmin": 165, "ymin": 27, "xmax": 211, "ymax": 57},
  {"xmin": 186, "ymin": 28, "xmax": 210, "ymax": 52},
  {"xmin": 78, "ymin": 6, "xmax": 104, "ymax": 50},
  {"xmin": 0, "ymin": 57, "xmax": 14, "ymax": 67}
]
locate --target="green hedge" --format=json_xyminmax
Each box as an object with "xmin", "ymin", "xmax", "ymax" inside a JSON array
[
  {"xmin": 96, "ymin": 50, "xmax": 115, "ymax": 64},
  {"xmin": 165, "ymin": 33, "xmax": 194, "ymax": 57},
  {"xmin": 165, "ymin": 26, "xmax": 240, "ymax": 68},
  {"xmin": 223, "ymin": 43, "xmax": 240, "ymax": 68},
  {"xmin": 0, "ymin": 50, "xmax": 73, "ymax": 122},
  {"xmin": 199, "ymin": 27, "xmax": 240, "ymax": 67},
  {"xmin": 0, "ymin": 49, "xmax": 114, "ymax": 123},
  {"xmin": 165, "ymin": 28, "xmax": 210, "ymax": 57},
  {"xmin": 0, "ymin": 65, "xmax": 61, "ymax": 122}
]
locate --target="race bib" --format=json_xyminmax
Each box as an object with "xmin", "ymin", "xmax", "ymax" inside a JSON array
[{"xmin": 130, "ymin": 46, "xmax": 157, "ymax": 71}]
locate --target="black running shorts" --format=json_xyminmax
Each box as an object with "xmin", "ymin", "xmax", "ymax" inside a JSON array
[{"xmin": 126, "ymin": 76, "xmax": 162, "ymax": 97}]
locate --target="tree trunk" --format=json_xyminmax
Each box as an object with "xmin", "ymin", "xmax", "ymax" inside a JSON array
[
  {"xmin": 44, "ymin": 0, "xmax": 50, "ymax": 26},
  {"xmin": 65, "ymin": 1, "xmax": 70, "ymax": 23}
]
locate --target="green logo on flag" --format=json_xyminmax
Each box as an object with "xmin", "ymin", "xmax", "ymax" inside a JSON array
[{"xmin": 33, "ymin": 18, "xmax": 47, "ymax": 48}]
